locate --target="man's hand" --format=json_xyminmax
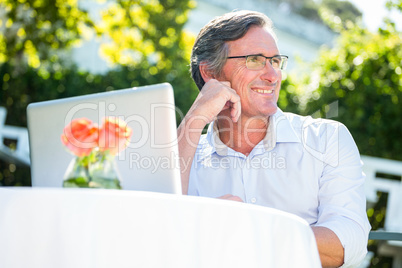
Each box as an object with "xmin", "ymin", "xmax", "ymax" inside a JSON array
[
  {"xmin": 177, "ymin": 79, "xmax": 241, "ymax": 195},
  {"xmin": 187, "ymin": 79, "xmax": 241, "ymax": 125},
  {"xmin": 217, "ymin": 194, "xmax": 244, "ymax": 202}
]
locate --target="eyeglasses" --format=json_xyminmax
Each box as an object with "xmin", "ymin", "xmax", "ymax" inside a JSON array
[{"xmin": 226, "ymin": 54, "xmax": 288, "ymax": 70}]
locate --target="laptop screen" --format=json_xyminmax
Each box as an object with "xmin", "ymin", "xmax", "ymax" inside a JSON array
[{"xmin": 27, "ymin": 83, "xmax": 182, "ymax": 194}]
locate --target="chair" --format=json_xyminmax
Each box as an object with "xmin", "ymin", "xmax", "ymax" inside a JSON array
[
  {"xmin": 0, "ymin": 106, "xmax": 30, "ymax": 166},
  {"xmin": 362, "ymin": 155, "xmax": 402, "ymax": 268}
]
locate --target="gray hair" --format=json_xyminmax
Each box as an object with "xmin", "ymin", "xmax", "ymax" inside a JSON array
[{"xmin": 190, "ymin": 10, "xmax": 276, "ymax": 90}]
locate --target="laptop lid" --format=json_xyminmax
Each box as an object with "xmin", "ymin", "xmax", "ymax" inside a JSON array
[{"xmin": 27, "ymin": 83, "xmax": 182, "ymax": 194}]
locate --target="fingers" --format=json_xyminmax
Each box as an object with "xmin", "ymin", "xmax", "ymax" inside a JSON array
[
  {"xmin": 230, "ymin": 96, "xmax": 241, "ymax": 122},
  {"xmin": 220, "ymin": 81, "xmax": 231, "ymax": 88},
  {"xmin": 218, "ymin": 81, "xmax": 241, "ymax": 123},
  {"xmin": 217, "ymin": 194, "xmax": 244, "ymax": 202},
  {"xmin": 191, "ymin": 79, "xmax": 241, "ymax": 124}
]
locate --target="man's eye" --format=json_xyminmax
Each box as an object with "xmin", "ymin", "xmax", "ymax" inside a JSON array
[
  {"xmin": 248, "ymin": 56, "xmax": 260, "ymax": 62},
  {"xmin": 271, "ymin": 57, "xmax": 281, "ymax": 67}
]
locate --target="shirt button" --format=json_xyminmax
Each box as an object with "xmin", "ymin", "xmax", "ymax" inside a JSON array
[{"xmin": 251, "ymin": 198, "xmax": 257, "ymax": 203}]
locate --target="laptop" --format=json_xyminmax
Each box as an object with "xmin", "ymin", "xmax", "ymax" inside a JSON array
[{"xmin": 27, "ymin": 83, "xmax": 182, "ymax": 194}]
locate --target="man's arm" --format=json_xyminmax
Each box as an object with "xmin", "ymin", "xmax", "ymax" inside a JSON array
[
  {"xmin": 177, "ymin": 79, "xmax": 241, "ymax": 194},
  {"xmin": 313, "ymin": 122, "xmax": 370, "ymax": 267},
  {"xmin": 312, "ymin": 226, "xmax": 344, "ymax": 268},
  {"xmin": 177, "ymin": 113, "xmax": 208, "ymax": 194}
]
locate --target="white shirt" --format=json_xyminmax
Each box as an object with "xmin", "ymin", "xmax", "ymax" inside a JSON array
[{"xmin": 188, "ymin": 108, "xmax": 371, "ymax": 267}]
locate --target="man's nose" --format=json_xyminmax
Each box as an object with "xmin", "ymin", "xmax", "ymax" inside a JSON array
[{"xmin": 260, "ymin": 61, "xmax": 279, "ymax": 82}]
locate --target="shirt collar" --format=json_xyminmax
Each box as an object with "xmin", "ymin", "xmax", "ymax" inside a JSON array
[
  {"xmin": 212, "ymin": 122, "xmax": 229, "ymax": 156},
  {"xmin": 200, "ymin": 108, "xmax": 301, "ymax": 160},
  {"xmin": 272, "ymin": 108, "xmax": 301, "ymax": 143}
]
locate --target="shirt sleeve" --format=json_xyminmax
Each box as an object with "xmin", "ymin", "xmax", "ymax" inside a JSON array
[{"xmin": 314, "ymin": 122, "xmax": 371, "ymax": 267}]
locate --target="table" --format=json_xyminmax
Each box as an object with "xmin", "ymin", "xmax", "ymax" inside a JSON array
[{"xmin": 0, "ymin": 187, "xmax": 321, "ymax": 268}]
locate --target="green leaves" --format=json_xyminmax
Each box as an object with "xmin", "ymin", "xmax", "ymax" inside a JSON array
[
  {"xmin": 293, "ymin": 6, "xmax": 402, "ymax": 161},
  {"xmin": 94, "ymin": 0, "xmax": 198, "ymax": 116},
  {"xmin": 0, "ymin": 0, "xmax": 198, "ymax": 186},
  {"xmin": 96, "ymin": 0, "xmax": 193, "ymax": 67},
  {"xmin": 0, "ymin": 0, "xmax": 94, "ymax": 72}
]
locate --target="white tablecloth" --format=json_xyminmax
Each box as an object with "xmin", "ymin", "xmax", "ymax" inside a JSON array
[{"xmin": 0, "ymin": 188, "xmax": 321, "ymax": 268}]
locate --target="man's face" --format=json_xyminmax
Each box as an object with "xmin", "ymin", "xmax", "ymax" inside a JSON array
[{"xmin": 219, "ymin": 26, "xmax": 282, "ymax": 119}]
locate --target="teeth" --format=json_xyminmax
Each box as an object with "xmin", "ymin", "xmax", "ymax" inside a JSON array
[{"xmin": 255, "ymin": 89, "xmax": 273, "ymax": 94}]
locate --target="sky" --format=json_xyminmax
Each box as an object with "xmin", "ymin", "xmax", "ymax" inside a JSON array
[{"xmin": 348, "ymin": 0, "xmax": 402, "ymax": 31}]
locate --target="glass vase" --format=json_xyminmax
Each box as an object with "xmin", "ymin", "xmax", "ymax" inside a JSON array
[
  {"xmin": 62, "ymin": 157, "xmax": 91, "ymax": 188},
  {"xmin": 88, "ymin": 152, "xmax": 122, "ymax": 189}
]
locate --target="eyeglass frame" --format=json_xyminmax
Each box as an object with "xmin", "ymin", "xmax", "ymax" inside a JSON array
[{"xmin": 226, "ymin": 54, "xmax": 288, "ymax": 70}]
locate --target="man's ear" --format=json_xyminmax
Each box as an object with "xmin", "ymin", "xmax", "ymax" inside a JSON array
[{"xmin": 199, "ymin": 63, "xmax": 215, "ymax": 82}]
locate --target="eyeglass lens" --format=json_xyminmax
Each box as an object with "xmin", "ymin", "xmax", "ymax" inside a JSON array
[{"xmin": 246, "ymin": 55, "xmax": 286, "ymax": 70}]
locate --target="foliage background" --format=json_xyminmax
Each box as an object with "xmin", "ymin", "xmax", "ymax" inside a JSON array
[{"xmin": 0, "ymin": 0, "xmax": 198, "ymax": 186}]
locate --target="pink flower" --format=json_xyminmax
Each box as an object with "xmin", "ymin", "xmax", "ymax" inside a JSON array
[
  {"xmin": 61, "ymin": 118, "xmax": 99, "ymax": 157},
  {"xmin": 98, "ymin": 117, "xmax": 132, "ymax": 155}
]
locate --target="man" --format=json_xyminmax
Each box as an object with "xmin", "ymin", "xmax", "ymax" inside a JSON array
[{"xmin": 177, "ymin": 10, "xmax": 370, "ymax": 268}]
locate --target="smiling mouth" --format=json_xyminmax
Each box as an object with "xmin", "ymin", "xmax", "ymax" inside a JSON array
[{"xmin": 252, "ymin": 88, "xmax": 274, "ymax": 94}]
